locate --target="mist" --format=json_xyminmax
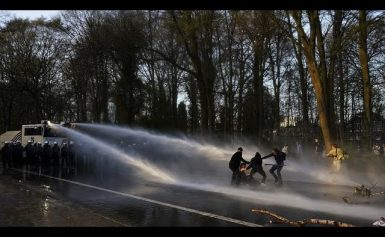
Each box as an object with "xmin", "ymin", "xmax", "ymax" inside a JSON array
[
  {"xmin": 74, "ymin": 123, "xmax": 385, "ymax": 187},
  {"xmin": 51, "ymin": 122, "xmax": 385, "ymax": 222}
]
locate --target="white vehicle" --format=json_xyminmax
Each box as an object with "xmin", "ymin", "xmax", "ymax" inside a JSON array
[{"xmin": 1, "ymin": 120, "xmax": 68, "ymax": 148}]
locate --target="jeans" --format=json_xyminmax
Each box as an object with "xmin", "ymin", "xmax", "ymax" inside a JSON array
[{"xmin": 269, "ymin": 164, "xmax": 283, "ymax": 184}]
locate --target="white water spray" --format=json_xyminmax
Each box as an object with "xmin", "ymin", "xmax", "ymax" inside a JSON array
[
  {"xmin": 53, "ymin": 124, "xmax": 175, "ymax": 183},
  {"xmin": 76, "ymin": 123, "xmax": 237, "ymax": 160},
  {"xmin": 75, "ymin": 123, "xmax": 377, "ymax": 187},
  {"xmin": 55, "ymin": 123, "xmax": 385, "ymax": 223}
]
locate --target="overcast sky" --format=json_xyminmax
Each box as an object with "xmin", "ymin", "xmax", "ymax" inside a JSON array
[{"xmin": 7, "ymin": 10, "xmax": 60, "ymax": 19}]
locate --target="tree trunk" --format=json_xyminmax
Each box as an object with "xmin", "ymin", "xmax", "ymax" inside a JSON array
[
  {"xmin": 253, "ymin": 49, "xmax": 264, "ymax": 144},
  {"xmin": 297, "ymin": 39, "xmax": 309, "ymax": 140},
  {"xmin": 237, "ymin": 63, "xmax": 245, "ymax": 135},
  {"xmin": 358, "ymin": 10, "xmax": 372, "ymax": 151},
  {"xmin": 308, "ymin": 60, "xmax": 334, "ymax": 151},
  {"xmin": 286, "ymin": 13, "xmax": 310, "ymax": 140},
  {"xmin": 314, "ymin": 11, "xmax": 337, "ymax": 144},
  {"xmin": 334, "ymin": 10, "xmax": 345, "ymax": 146},
  {"xmin": 291, "ymin": 10, "xmax": 336, "ymax": 152}
]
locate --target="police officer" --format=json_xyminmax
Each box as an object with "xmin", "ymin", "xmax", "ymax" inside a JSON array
[
  {"xmin": 61, "ymin": 142, "xmax": 69, "ymax": 167},
  {"xmin": 25, "ymin": 141, "xmax": 35, "ymax": 165},
  {"xmin": 69, "ymin": 141, "xmax": 76, "ymax": 168},
  {"xmin": 42, "ymin": 141, "xmax": 52, "ymax": 166},
  {"xmin": 35, "ymin": 142, "xmax": 43, "ymax": 165},
  {"xmin": 51, "ymin": 141, "xmax": 60, "ymax": 166},
  {"xmin": 13, "ymin": 141, "xmax": 23, "ymax": 167},
  {"xmin": 2, "ymin": 141, "xmax": 12, "ymax": 169},
  {"xmin": 1, "ymin": 142, "xmax": 7, "ymax": 169}
]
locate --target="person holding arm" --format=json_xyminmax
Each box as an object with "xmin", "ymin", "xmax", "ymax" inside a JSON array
[
  {"xmin": 229, "ymin": 147, "xmax": 250, "ymax": 185},
  {"xmin": 262, "ymin": 148, "xmax": 286, "ymax": 185},
  {"xmin": 246, "ymin": 152, "xmax": 267, "ymax": 184}
]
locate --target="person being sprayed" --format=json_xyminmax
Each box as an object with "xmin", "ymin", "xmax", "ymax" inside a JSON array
[
  {"xmin": 326, "ymin": 143, "xmax": 346, "ymax": 173},
  {"xmin": 237, "ymin": 163, "xmax": 249, "ymax": 185},
  {"xmin": 229, "ymin": 147, "xmax": 250, "ymax": 185},
  {"xmin": 246, "ymin": 152, "xmax": 267, "ymax": 184},
  {"xmin": 262, "ymin": 148, "xmax": 286, "ymax": 186}
]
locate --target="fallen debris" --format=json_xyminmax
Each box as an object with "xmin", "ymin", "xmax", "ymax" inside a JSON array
[
  {"xmin": 354, "ymin": 184, "xmax": 375, "ymax": 197},
  {"xmin": 341, "ymin": 184, "xmax": 385, "ymax": 204},
  {"xmin": 251, "ymin": 209, "xmax": 356, "ymax": 227},
  {"xmin": 371, "ymin": 191, "xmax": 385, "ymax": 197},
  {"xmin": 342, "ymin": 196, "xmax": 352, "ymax": 204},
  {"xmin": 373, "ymin": 217, "xmax": 385, "ymax": 227}
]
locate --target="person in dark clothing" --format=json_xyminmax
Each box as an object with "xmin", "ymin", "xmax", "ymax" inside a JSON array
[
  {"xmin": 1, "ymin": 142, "xmax": 7, "ymax": 169},
  {"xmin": 69, "ymin": 141, "xmax": 76, "ymax": 168},
  {"xmin": 25, "ymin": 141, "xmax": 35, "ymax": 165},
  {"xmin": 13, "ymin": 141, "xmax": 23, "ymax": 167},
  {"xmin": 246, "ymin": 152, "xmax": 267, "ymax": 184},
  {"xmin": 42, "ymin": 141, "xmax": 52, "ymax": 166},
  {"xmin": 2, "ymin": 141, "xmax": 12, "ymax": 169},
  {"xmin": 314, "ymin": 139, "xmax": 323, "ymax": 158},
  {"xmin": 61, "ymin": 143, "xmax": 69, "ymax": 167},
  {"xmin": 262, "ymin": 148, "xmax": 285, "ymax": 185},
  {"xmin": 35, "ymin": 142, "xmax": 43, "ymax": 165},
  {"xmin": 5, "ymin": 142, "xmax": 14, "ymax": 168},
  {"xmin": 229, "ymin": 147, "xmax": 250, "ymax": 185},
  {"xmin": 32, "ymin": 142, "xmax": 37, "ymax": 165},
  {"xmin": 51, "ymin": 142, "xmax": 60, "ymax": 166}
]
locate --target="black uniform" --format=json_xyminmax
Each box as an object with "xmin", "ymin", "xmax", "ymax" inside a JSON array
[
  {"xmin": 25, "ymin": 143, "xmax": 35, "ymax": 165},
  {"xmin": 61, "ymin": 144, "xmax": 69, "ymax": 167},
  {"xmin": 1, "ymin": 144, "xmax": 6, "ymax": 169},
  {"xmin": 229, "ymin": 151, "xmax": 249, "ymax": 185},
  {"xmin": 13, "ymin": 143, "xmax": 23, "ymax": 167},
  {"xmin": 52, "ymin": 144, "xmax": 60, "ymax": 166},
  {"xmin": 36, "ymin": 144, "xmax": 43, "ymax": 165},
  {"xmin": 42, "ymin": 143, "xmax": 52, "ymax": 166},
  {"xmin": 262, "ymin": 151, "xmax": 285, "ymax": 185},
  {"xmin": 2, "ymin": 143, "xmax": 12, "ymax": 169},
  {"xmin": 247, "ymin": 152, "xmax": 266, "ymax": 183},
  {"xmin": 69, "ymin": 144, "xmax": 76, "ymax": 168}
]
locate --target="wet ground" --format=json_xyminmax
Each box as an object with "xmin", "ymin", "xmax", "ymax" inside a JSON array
[
  {"xmin": 0, "ymin": 171, "xmax": 122, "ymax": 226},
  {"xmin": 1, "ymin": 163, "xmax": 384, "ymax": 227}
]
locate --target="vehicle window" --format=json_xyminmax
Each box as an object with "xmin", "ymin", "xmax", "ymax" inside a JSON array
[{"xmin": 24, "ymin": 127, "xmax": 43, "ymax": 136}]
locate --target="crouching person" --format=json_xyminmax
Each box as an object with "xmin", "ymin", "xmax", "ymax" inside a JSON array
[
  {"xmin": 246, "ymin": 152, "xmax": 267, "ymax": 184},
  {"xmin": 326, "ymin": 144, "xmax": 347, "ymax": 173}
]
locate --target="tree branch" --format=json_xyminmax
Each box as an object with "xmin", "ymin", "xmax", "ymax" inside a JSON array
[{"xmin": 251, "ymin": 209, "xmax": 356, "ymax": 227}]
